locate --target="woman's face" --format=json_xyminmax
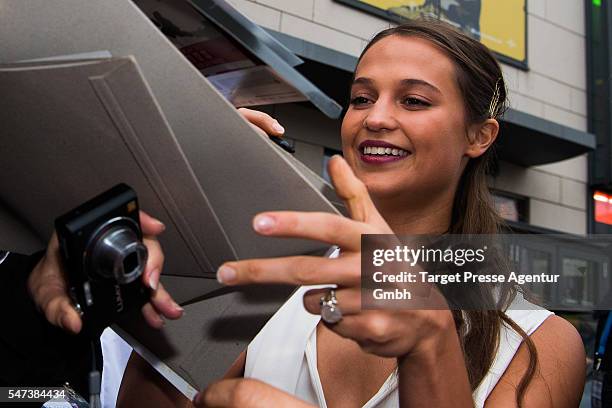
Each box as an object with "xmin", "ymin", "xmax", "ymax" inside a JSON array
[{"xmin": 341, "ymin": 35, "xmax": 473, "ymax": 206}]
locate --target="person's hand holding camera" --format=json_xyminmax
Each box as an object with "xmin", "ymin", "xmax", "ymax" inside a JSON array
[{"xmin": 27, "ymin": 211, "xmax": 183, "ymax": 334}]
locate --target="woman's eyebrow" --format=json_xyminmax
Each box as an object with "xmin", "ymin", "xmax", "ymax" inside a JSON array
[
  {"xmin": 352, "ymin": 77, "xmax": 374, "ymax": 87},
  {"xmin": 352, "ymin": 77, "xmax": 441, "ymax": 95},
  {"xmin": 400, "ymin": 78, "xmax": 442, "ymax": 95}
]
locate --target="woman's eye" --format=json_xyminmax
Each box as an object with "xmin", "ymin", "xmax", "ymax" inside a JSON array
[
  {"xmin": 350, "ymin": 96, "xmax": 371, "ymax": 106},
  {"xmin": 403, "ymin": 97, "xmax": 430, "ymax": 107}
]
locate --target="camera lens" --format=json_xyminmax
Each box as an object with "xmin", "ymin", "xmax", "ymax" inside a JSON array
[{"xmin": 89, "ymin": 224, "xmax": 148, "ymax": 284}]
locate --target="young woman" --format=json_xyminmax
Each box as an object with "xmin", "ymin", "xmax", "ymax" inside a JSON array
[{"xmin": 120, "ymin": 19, "xmax": 586, "ymax": 407}]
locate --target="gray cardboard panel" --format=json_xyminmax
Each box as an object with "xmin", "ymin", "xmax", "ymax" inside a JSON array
[
  {"xmin": 0, "ymin": 58, "xmax": 219, "ymax": 279},
  {"xmin": 0, "ymin": 0, "xmax": 340, "ymax": 262},
  {"xmin": 0, "ymin": 0, "xmax": 343, "ymax": 387}
]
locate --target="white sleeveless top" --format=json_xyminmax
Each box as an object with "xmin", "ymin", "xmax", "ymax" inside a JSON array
[
  {"xmin": 100, "ymin": 250, "xmax": 552, "ymax": 408},
  {"xmin": 244, "ymin": 250, "xmax": 553, "ymax": 407}
]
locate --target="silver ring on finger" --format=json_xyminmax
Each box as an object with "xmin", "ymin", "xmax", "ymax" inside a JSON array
[{"xmin": 320, "ymin": 289, "xmax": 343, "ymax": 324}]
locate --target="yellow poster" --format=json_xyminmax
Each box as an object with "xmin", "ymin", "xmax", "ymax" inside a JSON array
[{"xmin": 339, "ymin": 0, "xmax": 526, "ymax": 64}]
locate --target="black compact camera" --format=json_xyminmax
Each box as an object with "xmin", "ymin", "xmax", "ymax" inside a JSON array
[{"xmin": 55, "ymin": 184, "xmax": 150, "ymax": 336}]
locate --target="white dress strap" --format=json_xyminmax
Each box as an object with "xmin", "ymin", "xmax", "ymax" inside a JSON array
[{"xmin": 472, "ymin": 306, "xmax": 554, "ymax": 407}]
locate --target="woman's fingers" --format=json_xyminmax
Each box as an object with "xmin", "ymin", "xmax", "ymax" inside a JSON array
[
  {"xmin": 252, "ymin": 211, "xmax": 368, "ymax": 251},
  {"xmin": 195, "ymin": 378, "xmax": 314, "ymax": 408},
  {"xmin": 238, "ymin": 107, "xmax": 285, "ymax": 136},
  {"xmin": 302, "ymin": 287, "xmax": 362, "ymax": 316},
  {"xmin": 327, "ymin": 155, "xmax": 390, "ymax": 230},
  {"xmin": 217, "ymin": 255, "xmax": 359, "ymax": 287}
]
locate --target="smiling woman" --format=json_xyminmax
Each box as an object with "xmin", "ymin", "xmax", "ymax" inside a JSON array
[{"xmin": 117, "ymin": 19, "xmax": 585, "ymax": 408}]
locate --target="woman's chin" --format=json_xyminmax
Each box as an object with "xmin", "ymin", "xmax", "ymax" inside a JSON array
[{"xmin": 365, "ymin": 183, "xmax": 413, "ymax": 202}]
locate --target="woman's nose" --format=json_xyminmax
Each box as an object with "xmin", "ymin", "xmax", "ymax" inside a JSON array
[{"xmin": 363, "ymin": 100, "xmax": 398, "ymax": 132}]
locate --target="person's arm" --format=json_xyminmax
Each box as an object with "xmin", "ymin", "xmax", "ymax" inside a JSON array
[{"xmin": 396, "ymin": 313, "xmax": 473, "ymax": 408}]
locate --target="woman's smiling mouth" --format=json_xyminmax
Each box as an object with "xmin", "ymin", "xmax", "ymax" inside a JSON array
[{"xmin": 358, "ymin": 140, "xmax": 411, "ymax": 164}]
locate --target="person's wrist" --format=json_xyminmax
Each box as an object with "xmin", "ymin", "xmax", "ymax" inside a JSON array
[{"xmin": 399, "ymin": 310, "xmax": 456, "ymax": 366}]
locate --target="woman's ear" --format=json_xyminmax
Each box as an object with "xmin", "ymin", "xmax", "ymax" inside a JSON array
[{"xmin": 465, "ymin": 119, "xmax": 499, "ymax": 158}]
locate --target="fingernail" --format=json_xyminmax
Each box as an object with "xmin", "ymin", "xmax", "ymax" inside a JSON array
[
  {"xmin": 147, "ymin": 214, "xmax": 166, "ymax": 231},
  {"xmin": 253, "ymin": 214, "xmax": 275, "ymax": 233},
  {"xmin": 148, "ymin": 270, "xmax": 159, "ymax": 291},
  {"xmin": 155, "ymin": 219, "xmax": 166, "ymax": 231},
  {"xmin": 272, "ymin": 122, "xmax": 285, "ymax": 134},
  {"xmin": 172, "ymin": 301, "xmax": 184, "ymax": 314},
  {"xmin": 217, "ymin": 265, "xmax": 237, "ymax": 284}
]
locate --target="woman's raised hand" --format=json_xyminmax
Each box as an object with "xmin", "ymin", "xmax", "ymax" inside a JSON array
[
  {"xmin": 214, "ymin": 155, "xmax": 454, "ymax": 359},
  {"xmin": 193, "ymin": 156, "xmax": 471, "ymax": 408}
]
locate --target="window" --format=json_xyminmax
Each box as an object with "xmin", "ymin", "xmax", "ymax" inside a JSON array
[
  {"xmin": 594, "ymin": 190, "xmax": 612, "ymax": 225},
  {"xmin": 492, "ymin": 191, "xmax": 527, "ymax": 222}
]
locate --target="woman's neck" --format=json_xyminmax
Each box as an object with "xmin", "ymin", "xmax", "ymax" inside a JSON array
[{"xmin": 374, "ymin": 194, "xmax": 454, "ymax": 235}]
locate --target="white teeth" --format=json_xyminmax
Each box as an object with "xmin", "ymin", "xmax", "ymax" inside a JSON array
[{"xmin": 362, "ymin": 145, "xmax": 410, "ymax": 156}]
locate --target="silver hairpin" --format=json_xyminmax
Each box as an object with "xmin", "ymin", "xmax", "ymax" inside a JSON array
[{"xmin": 488, "ymin": 78, "xmax": 502, "ymax": 119}]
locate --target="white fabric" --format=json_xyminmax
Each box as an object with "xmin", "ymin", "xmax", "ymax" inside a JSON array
[
  {"xmin": 245, "ymin": 247, "xmax": 553, "ymax": 407},
  {"xmin": 100, "ymin": 327, "xmax": 133, "ymax": 408}
]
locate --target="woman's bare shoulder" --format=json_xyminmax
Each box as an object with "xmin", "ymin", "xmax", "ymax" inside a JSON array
[{"xmin": 485, "ymin": 315, "xmax": 586, "ymax": 407}]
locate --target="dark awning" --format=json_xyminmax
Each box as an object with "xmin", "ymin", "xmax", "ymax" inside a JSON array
[{"xmin": 498, "ymin": 109, "xmax": 596, "ymax": 166}]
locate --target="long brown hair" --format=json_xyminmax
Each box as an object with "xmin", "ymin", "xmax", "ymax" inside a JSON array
[{"xmin": 357, "ymin": 19, "xmax": 537, "ymax": 406}]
